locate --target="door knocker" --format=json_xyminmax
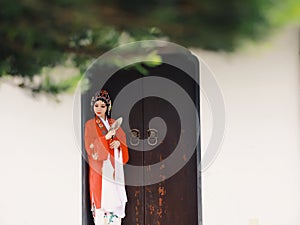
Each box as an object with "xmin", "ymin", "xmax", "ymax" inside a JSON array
[
  {"xmin": 147, "ymin": 128, "xmax": 158, "ymax": 146},
  {"xmin": 129, "ymin": 129, "xmax": 140, "ymax": 146}
]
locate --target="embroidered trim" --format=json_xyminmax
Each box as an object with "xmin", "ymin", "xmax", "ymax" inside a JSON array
[
  {"xmin": 95, "ymin": 117, "xmax": 108, "ymax": 135},
  {"xmin": 104, "ymin": 212, "xmax": 119, "ymax": 225}
]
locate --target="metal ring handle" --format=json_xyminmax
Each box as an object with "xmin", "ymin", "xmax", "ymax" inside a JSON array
[
  {"xmin": 129, "ymin": 129, "xmax": 140, "ymax": 146},
  {"xmin": 147, "ymin": 129, "xmax": 158, "ymax": 146}
]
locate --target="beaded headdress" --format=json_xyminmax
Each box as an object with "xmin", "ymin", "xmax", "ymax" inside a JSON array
[{"xmin": 90, "ymin": 89, "xmax": 112, "ymax": 116}]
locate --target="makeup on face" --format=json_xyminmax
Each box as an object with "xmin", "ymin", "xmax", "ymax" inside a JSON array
[{"xmin": 94, "ymin": 100, "xmax": 107, "ymax": 119}]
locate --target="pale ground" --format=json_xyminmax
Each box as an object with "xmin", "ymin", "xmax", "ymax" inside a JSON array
[{"xmin": 0, "ymin": 26, "xmax": 299, "ymax": 225}]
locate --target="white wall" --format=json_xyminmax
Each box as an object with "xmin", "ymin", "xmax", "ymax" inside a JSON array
[
  {"xmin": 197, "ymin": 26, "xmax": 300, "ymax": 225},
  {"xmin": 0, "ymin": 26, "xmax": 299, "ymax": 225},
  {"xmin": 0, "ymin": 89, "xmax": 81, "ymax": 225}
]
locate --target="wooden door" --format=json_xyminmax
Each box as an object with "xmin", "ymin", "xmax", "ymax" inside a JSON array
[{"xmin": 82, "ymin": 50, "xmax": 201, "ymax": 225}]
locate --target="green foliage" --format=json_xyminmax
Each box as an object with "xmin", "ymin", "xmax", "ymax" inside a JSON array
[
  {"xmin": 0, "ymin": 0, "xmax": 299, "ymax": 94},
  {"xmin": 268, "ymin": 0, "xmax": 300, "ymax": 26},
  {"xmin": 102, "ymin": 0, "xmax": 299, "ymax": 50}
]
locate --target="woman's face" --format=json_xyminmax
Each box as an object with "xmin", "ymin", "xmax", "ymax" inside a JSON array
[{"xmin": 94, "ymin": 100, "xmax": 107, "ymax": 119}]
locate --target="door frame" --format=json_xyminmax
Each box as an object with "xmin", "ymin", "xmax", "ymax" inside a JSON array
[{"xmin": 80, "ymin": 46, "xmax": 202, "ymax": 225}]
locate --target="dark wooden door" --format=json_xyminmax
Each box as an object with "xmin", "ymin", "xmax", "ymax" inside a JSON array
[{"xmin": 82, "ymin": 50, "xmax": 201, "ymax": 225}]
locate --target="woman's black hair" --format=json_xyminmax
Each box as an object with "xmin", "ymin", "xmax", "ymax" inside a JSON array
[
  {"xmin": 91, "ymin": 98, "xmax": 111, "ymax": 118},
  {"xmin": 90, "ymin": 90, "xmax": 112, "ymax": 118}
]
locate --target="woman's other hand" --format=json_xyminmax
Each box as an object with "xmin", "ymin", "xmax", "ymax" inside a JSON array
[{"xmin": 109, "ymin": 140, "xmax": 120, "ymax": 149}]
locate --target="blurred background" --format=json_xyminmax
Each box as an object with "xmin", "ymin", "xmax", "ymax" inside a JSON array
[{"xmin": 0, "ymin": 1, "xmax": 300, "ymax": 225}]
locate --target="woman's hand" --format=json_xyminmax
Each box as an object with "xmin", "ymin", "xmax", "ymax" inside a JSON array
[
  {"xmin": 110, "ymin": 140, "xmax": 120, "ymax": 149},
  {"xmin": 105, "ymin": 130, "xmax": 116, "ymax": 140}
]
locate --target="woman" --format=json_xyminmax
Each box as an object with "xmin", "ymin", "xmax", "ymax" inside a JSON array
[{"xmin": 84, "ymin": 90, "xmax": 129, "ymax": 225}]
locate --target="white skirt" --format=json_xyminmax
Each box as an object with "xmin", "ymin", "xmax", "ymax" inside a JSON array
[{"xmin": 101, "ymin": 150, "xmax": 127, "ymax": 218}]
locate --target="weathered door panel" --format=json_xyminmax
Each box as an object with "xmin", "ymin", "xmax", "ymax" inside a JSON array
[{"xmin": 141, "ymin": 59, "xmax": 200, "ymax": 225}]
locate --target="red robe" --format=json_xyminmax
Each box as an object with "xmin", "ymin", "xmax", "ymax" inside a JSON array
[{"xmin": 84, "ymin": 117, "xmax": 129, "ymax": 209}]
